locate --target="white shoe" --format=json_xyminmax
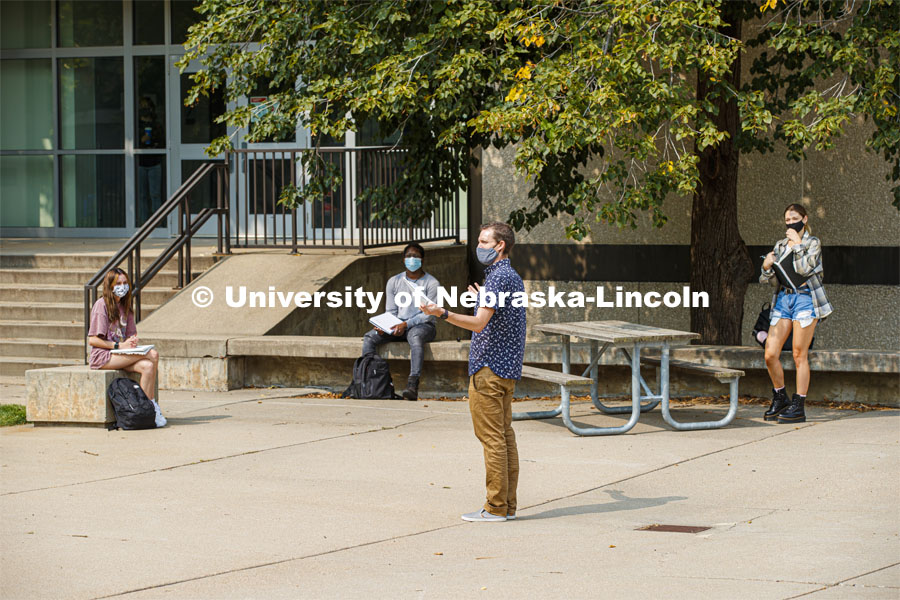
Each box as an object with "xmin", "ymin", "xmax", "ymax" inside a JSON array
[
  {"xmin": 461, "ymin": 509, "xmax": 506, "ymax": 522},
  {"xmin": 151, "ymin": 400, "xmax": 167, "ymax": 428}
]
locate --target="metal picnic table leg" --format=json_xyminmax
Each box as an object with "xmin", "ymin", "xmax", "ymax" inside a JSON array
[
  {"xmin": 561, "ymin": 342, "xmax": 642, "ymax": 436},
  {"xmin": 591, "ymin": 346, "xmax": 660, "ymax": 414},
  {"xmin": 659, "ymin": 343, "xmax": 740, "ymax": 430},
  {"xmin": 512, "ymin": 335, "xmax": 569, "ymax": 421}
]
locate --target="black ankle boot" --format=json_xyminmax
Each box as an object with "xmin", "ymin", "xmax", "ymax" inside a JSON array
[
  {"xmin": 402, "ymin": 376, "xmax": 419, "ymax": 401},
  {"xmin": 764, "ymin": 388, "xmax": 790, "ymax": 421},
  {"xmin": 778, "ymin": 393, "xmax": 806, "ymax": 423}
]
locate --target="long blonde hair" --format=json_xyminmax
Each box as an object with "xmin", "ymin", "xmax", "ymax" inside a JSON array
[{"xmin": 102, "ymin": 268, "xmax": 133, "ymax": 322}]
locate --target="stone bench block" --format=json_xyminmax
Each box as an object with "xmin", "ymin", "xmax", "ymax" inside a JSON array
[{"xmin": 25, "ymin": 366, "xmax": 156, "ymax": 426}]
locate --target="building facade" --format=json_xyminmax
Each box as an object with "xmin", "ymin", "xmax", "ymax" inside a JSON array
[{"xmin": 0, "ymin": 0, "xmax": 405, "ymax": 240}]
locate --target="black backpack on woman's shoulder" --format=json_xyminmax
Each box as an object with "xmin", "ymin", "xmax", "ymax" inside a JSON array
[
  {"xmin": 342, "ymin": 354, "xmax": 401, "ymax": 400},
  {"xmin": 106, "ymin": 377, "xmax": 157, "ymax": 430}
]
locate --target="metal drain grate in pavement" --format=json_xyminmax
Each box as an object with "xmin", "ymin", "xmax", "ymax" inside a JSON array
[{"xmin": 637, "ymin": 524, "xmax": 711, "ymax": 533}]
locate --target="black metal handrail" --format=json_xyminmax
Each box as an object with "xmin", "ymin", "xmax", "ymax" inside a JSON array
[
  {"xmin": 83, "ymin": 160, "xmax": 230, "ymax": 363},
  {"xmin": 227, "ymin": 146, "xmax": 461, "ymax": 253}
]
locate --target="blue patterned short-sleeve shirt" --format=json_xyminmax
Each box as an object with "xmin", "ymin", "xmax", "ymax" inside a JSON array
[{"xmin": 468, "ymin": 258, "xmax": 527, "ymax": 379}]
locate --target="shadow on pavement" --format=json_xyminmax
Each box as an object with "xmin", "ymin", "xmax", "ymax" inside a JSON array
[
  {"xmin": 165, "ymin": 414, "xmax": 232, "ymax": 426},
  {"xmin": 523, "ymin": 489, "xmax": 687, "ymax": 520}
]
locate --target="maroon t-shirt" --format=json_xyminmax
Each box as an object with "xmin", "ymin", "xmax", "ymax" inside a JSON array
[{"xmin": 88, "ymin": 298, "xmax": 137, "ymax": 369}]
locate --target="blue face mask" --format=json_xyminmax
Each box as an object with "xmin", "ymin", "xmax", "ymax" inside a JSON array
[
  {"xmin": 404, "ymin": 257, "xmax": 422, "ymax": 272},
  {"xmin": 113, "ymin": 283, "xmax": 129, "ymax": 298},
  {"xmin": 476, "ymin": 245, "xmax": 499, "ymax": 266}
]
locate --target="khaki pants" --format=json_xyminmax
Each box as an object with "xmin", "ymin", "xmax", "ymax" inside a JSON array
[{"xmin": 468, "ymin": 366, "xmax": 518, "ymax": 517}]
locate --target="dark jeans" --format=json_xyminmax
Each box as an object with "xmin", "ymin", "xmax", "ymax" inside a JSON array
[{"xmin": 362, "ymin": 322, "xmax": 436, "ymax": 379}]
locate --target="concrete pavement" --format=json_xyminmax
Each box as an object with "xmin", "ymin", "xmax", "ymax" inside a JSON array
[{"xmin": 1, "ymin": 383, "xmax": 897, "ymax": 599}]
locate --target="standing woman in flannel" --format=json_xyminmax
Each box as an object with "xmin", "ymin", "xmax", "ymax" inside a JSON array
[
  {"xmin": 87, "ymin": 268, "xmax": 165, "ymax": 427},
  {"xmin": 760, "ymin": 203, "xmax": 833, "ymax": 424}
]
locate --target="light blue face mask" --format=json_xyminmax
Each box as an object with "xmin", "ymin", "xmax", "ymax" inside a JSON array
[
  {"xmin": 476, "ymin": 245, "xmax": 499, "ymax": 266},
  {"xmin": 113, "ymin": 283, "xmax": 129, "ymax": 298},
  {"xmin": 404, "ymin": 257, "xmax": 422, "ymax": 272}
]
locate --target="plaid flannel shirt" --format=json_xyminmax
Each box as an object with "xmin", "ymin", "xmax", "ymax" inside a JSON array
[{"xmin": 760, "ymin": 231, "xmax": 834, "ymax": 321}]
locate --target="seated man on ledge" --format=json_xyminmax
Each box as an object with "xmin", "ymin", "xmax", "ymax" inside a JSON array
[{"xmin": 362, "ymin": 242, "xmax": 440, "ymax": 401}]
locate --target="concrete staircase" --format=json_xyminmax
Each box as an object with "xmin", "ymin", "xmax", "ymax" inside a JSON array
[{"xmin": 0, "ymin": 253, "xmax": 219, "ymax": 383}]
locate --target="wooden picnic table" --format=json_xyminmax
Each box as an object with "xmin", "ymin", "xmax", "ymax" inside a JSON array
[{"xmin": 513, "ymin": 320, "xmax": 741, "ymax": 435}]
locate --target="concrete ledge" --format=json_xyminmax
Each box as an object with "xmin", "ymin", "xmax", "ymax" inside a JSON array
[
  {"xmin": 228, "ymin": 336, "xmax": 900, "ymax": 374},
  {"xmin": 24, "ymin": 366, "xmax": 147, "ymax": 426},
  {"xmin": 140, "ymin": 334, "xmax": 229, "ymax": 358},
  {"xmin": 121, "ymin": 333, "xmax": 900, "ymax": 405},
  {"xmin": 156, "ymin": 356, "xmax": 243, "ymax": 392}
]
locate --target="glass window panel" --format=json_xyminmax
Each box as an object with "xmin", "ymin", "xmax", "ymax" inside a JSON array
[
  {"xmin": 0, "ymin": 1, "xmax": 52, "ymax": 49},
  {"xmin": 135, "ymin": 56, "xmax": 166, "ymax": 149},
  {"xmin": 59, "ymin": 57, "xmax": 124, "ymax": 150},
  {"xmin": 136, "ymin": 155, "xmax": 166, "ymax": 227},
  {"xmin": 57, "ymin": 0, "xmax": 123, "ymax": 47},
  {"xmin": 181, "ymin": 160, "xmax": 220, "ymax": 213},
  {"xmin": 313, "ymin": 153, "xmax": 344, "ymax": 228},
  {"xmin": 133, "ymin": 0, "xmax": 164, "ymax": 45},
  {"xmin": 171, "ymin": 0, "xmax": 200, "ymax": 45},
  {"xmin": 0, "ymin": 59, "xmax": 54, "ymax": 150},
  {"xmin": 357, "ymin": 118, "xmax": 401, "ymax": 147},
  {"xmin": 180, "ymin": 73, "xmax": 225, "ymax": 144},
  {"xmin": 0, "ymin": 155, "xmax": 55, "ymax": 227},
  {"xmin": 247, "ymin": 156, "xmax": 291, "ymax": 215},
  {"xmin": 248, "ymin": 81, "xmax": 296, "ymax": 143},
  {"xmin": 61, "ymin": 155, "xmax": 125, "ymax": 227}
]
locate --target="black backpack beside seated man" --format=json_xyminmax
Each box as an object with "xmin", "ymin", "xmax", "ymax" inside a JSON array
[{"xmin": 344, "ymin": 243, "xmax": 440, "ymax": 401}]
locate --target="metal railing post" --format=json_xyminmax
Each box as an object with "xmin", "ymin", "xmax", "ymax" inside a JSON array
[
  {"xmin": 177, "ymin": 196, "xmax": 184, "ymax": 289},
  {"xmin": 184, "ymin": 195, "xmax": 192, "ymax": 285},
  {"xmin": 216, "ymin": 166, "xmax": 223, "ymax": 255},
  {"xmin": 134, "ymin": 245, "xmax": 142, "ymax": 321},
  {"xmin": 224, "ymin": 159, "xmax": 232, "ymax": 254}
]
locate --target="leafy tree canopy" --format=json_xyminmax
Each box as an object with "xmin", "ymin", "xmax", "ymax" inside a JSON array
[{"xmin": 182, "ymin": 0, "xmax": 899, "ymax": 236}]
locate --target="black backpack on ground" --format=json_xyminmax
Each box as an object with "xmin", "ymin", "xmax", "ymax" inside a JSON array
[
  {"xmin": 751, "ymin": 302, "xmax": 815, "ymax": 352},
  {"xmin": 342, "ymin": 354, "xmax": 401, "ymax": 400},
  {"xmin": 107, "ymin": 377, "xmax": 157, "ymax": 430}
]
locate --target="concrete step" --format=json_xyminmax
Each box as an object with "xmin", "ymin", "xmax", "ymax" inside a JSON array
[
  {"xmin": 0, "ymin": 356, "xmax": 83, "ymax": 378},
  {"xmin": 0, "ymin": 320, "xmax": 85, "ymax": 341},
  {"xmin": 0, "ymin": 285, "xmax": 176, "ymax": 305},
  {"xmin": 0, "ymin": 302, "xmax": 160, "ymax": 322},
  {"xmin": 0, "ymin": 268, "xmax": 202, "ymax": 287},
  {"xmin": 0, "ymin": 253, "xmax": 220, "ymax": 270},
  {"xmin": 0, "ymin": 338, "xmax": 84, "ymax": 360}
]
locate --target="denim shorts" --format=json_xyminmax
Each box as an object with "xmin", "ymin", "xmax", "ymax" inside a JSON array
[{"xmin": 770, "ymin": 289, "xmax": 816, "ymax": 328}]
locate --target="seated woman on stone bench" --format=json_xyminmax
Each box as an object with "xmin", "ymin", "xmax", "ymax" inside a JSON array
[{"xmin": 87, "ymin": 268, "xmax": 165, "ymax": 427}]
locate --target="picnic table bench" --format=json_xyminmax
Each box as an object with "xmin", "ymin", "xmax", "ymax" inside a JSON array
[{"xmin": 515, "ymin": 320, "xmax": 743, "ymax": 435}]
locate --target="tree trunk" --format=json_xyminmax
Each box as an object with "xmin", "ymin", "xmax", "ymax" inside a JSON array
[{"xmin": 690, "ymin": 13, "xmax": 754, "ymax": 345}]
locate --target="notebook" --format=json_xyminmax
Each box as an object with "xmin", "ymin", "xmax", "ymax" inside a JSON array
[
  {"xmin": 369, "ymin": 312, "xmax": 404, "ymax": 333},
  {"xmin": 110, "ymin": 344, "xmax": 155, "ymax": 355},
  {"xmin": 401, "ymin": 277, "xmax": 435, "ymax": 305},
  {"xmin": 773, "ymin": 250, "xmax": 811, "ymax": 291}
]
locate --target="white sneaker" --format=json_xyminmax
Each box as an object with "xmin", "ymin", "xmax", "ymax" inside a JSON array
[
  {"xmin": 461, "ymin": 509, "xmax": 506, "ymax": 522},
  {"xmin": 151, "ymin": 399, "xmax": 167, "ymax": 428}
]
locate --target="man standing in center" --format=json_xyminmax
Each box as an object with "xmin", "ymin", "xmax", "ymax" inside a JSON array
[{"xmin": 421, "ymin": 222, "xmax": 526, "ymax": 522}]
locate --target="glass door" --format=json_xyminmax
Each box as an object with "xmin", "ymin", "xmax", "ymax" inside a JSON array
[
  {"xmin": 168, "ymin": 55, "xmax": 224, "ymax": 237},
  {"xmin": 236, "ymin": 81, "xmax": 303, "ymax": 245}
]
